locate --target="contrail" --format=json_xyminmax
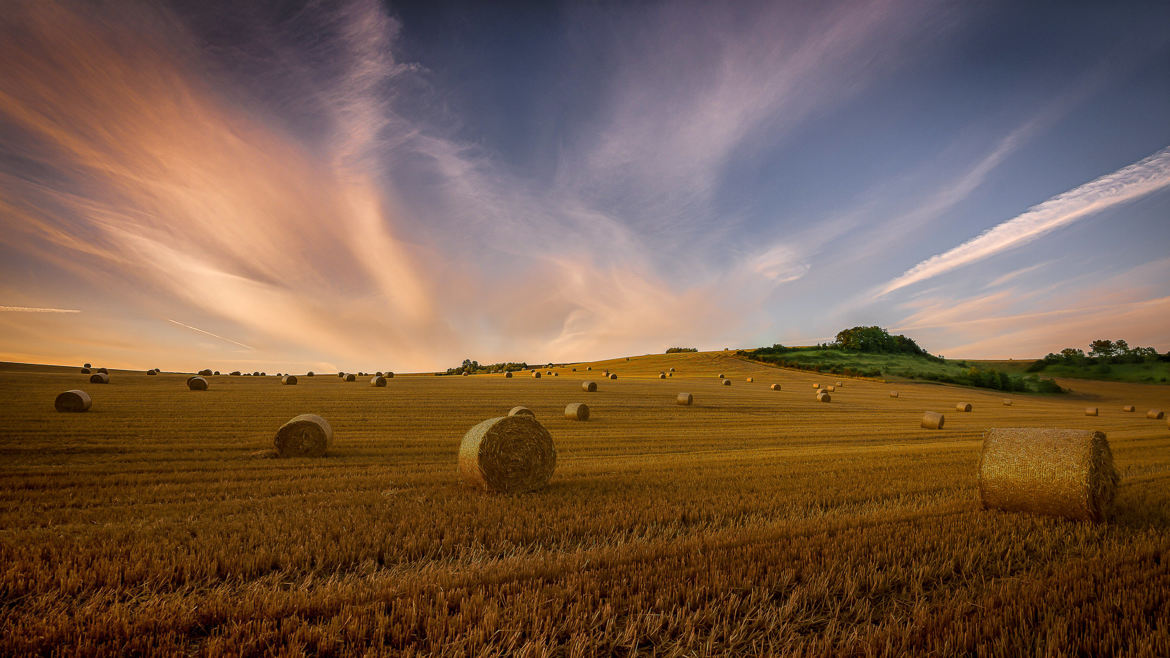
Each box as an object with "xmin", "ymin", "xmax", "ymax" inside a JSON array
[
  {"xmin": 878, "ymin": 145, "xmax": 1170, "ymax": 296},
  {"xmin": 167, "ymin": 319, "xmax": 254, "ymax": 350},
  {"xmin": 0, "ymin": 305, "xmax": 81, "ymax": 313}
]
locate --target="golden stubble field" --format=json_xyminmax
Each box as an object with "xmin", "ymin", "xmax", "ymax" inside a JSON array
[{"xmin": 1, "ymin": 351, "xmax": 1168, "ymax": 656}]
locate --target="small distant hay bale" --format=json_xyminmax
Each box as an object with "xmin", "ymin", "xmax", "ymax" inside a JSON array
[
  {"xmin": 921, "ymin": 411, "xmax": 944, "ymax": 429},
  {"xmin": 282, "ymin": 375, "xmax": 298, "ymax": 385},
  {"xmin": 826, "ymin": 385, "xmax": 836, "ymax": 392},
  {"xmin": 626, "ymin": 357, "xmax": 630, "ymax": 361},
  {"xmin": 565, "ymin": 402, "xmax": 590, "ymax": 421},
  {"xmin": 504, "ymin": 371, "xmax": 513, "ymax": 378},
  {"xmin": 213, "ymin": 371, "xmax": 220, "ymax": 375},
  {"xmin": 668, "ymin": 372, "xmax": 673, "ymax": 377},
  {"xmin": 669, "ymin": 367, "xmax": 675, "ymax": 372},
  {"xmin": 146, "ymin": 369, "xmax": 157, "ymax": 375},
  {"xmin": 83, "ymin": 363, "xmax": 91, "ymax": 368},
  {"xmin": 677, "ymin": 392, "xmax": 692, "ymax": 405},
  {"xmin": 338, "ymin": 372, "xmax": 345, "ymax": 378},
  {"xmin": 375, "ymin": 371, "xmax": 382, "ymax": 377},
  {"xmin": 659, "ymin": 373, "xmax": 666, "ymax": 379},
  {"xmin": 1003, "ymin": 399, "xmax": 1013, "ymax": 406},
  {"xmin": 345, "ymin": 374, "xmax": 356, "ymax": 382},
  {"xmin": 274, "ymin": 414, "xmax": 332, "ymax": 458},
  {"xmin": 718, "ymin": 373, "xmax": 725, "ymax": 379},
  {"xmin": 532, "ymin": 371, "xmax": 541, "ymax": 379},
  {"xmin": 306, "ymin": 371, "xmax": 314, "ymax": 376},
  {"xmin": 97, "ymin": 367, "xmax": 108, "ymax": 374},
  {"xmin": 508, "ymin": 406, "xmax": 535, "ymax": 417},
  {"xmin": 722, "ymin": 379, "xmax": 731, "ymax": 386},
  {"xmin": 979, "ymin": 428, "xmax": 1119, "ymax": 522},
  {"xmin": 198, "ymin": 369, "xmax": 213, "ymax": 376},
  {"xmin": 55, "ymin": 390, "xmax": 91, "ymax": 412},
  {"xmin": 587, "ymin": 366, "xmax": 592, "ymax": 370},
  {"xmin": 1148, "ymin": 409, "xmax": 1164, "ymax": 419},
  {"xmin": 582, "ymin": 381, "xmax": 597, "ymax": 392},
  {"xmin": 385, "ymin": 372, "xmax": 394, "ymax": 378},
  {"xmin": 609, "ymin": 373, "xmax": 617, "ymax": 380},
  {"xmin": 458, "ymin": 415, "xmax": 556, "ymax": 493},
  {"xmin": 187, "ymin": 376, "xmax": 208, "ymax": 391},
  {"xmin": 1122, "ymin": 405, "xmax": 1134, "ymax": 412},
  {"xmin": 89, "ymin": 373, "xmax": 109, "ymax": 384},
  {"xmin": 370, "ymin": 375, "xmax": 386, "ymax": 387},
  {"xmin": 546, "ymin": 370, "xmax": 553, "ymax": 375},
  {"xmin": 770, "ymin": 384, "xmax": 781, "ymax": 391},
  {"xmin": 462, "ymin": 372, "xmax": 469, "ymax": 377},
  {"xmin": 1085, "ymin": 407, "xmax": 1098, "ymax": 416},
  {"xmin": 889, "ymin": 391, "xmax": 899, "ymax": 398},
  {"xmin": 956, "ymin": 402, "xmax": 972, "ymax": 412},
  {"xmin": 817, "ymin": 391, "xmax": 830, "ymax": 403},
  {"xmin": 836, "ymin": 381, "xmax": 843, "ymax": 387},
  {"xmin": 253, "ymin": 372, "xmax": 261, "ymax": 377},
  {"xmin": 812, "ymin": 383, "xmax": 820, "ymax": 389},
  {"xmin": 745, "ymin": 377, "xmax": 753, "ymax": 383},
  {"xmin": 571, "ymin": 368, "xmax": 577, "ymax": 372},
  {"xmin": 231, "ymin": 371, "xmax": 241, "ymax": 376},
  {"xmin": 80, "ymin": 367, "xmax": 91, "ymax": 374},
  {"xmin": 553, "ymin": 372, "xmax": 559, "ymax": 377}
]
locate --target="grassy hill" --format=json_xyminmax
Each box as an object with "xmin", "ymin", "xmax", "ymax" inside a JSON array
[
  {"xmin": 972, "ymin": 359, "xmax": 1170, "ymax": 385},
  {"xmin": 739, "ymin": 347, "xmax": 1064, "ymax": 393}
]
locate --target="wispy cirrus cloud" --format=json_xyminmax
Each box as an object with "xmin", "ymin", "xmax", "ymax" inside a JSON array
[
  {"xmin": 877, "ymin": 145, "xmax": 1170, "ymax": 296},
  {"xmin": 167, "ymin": 319, "xmax": 253, "ymax": 351},
  {"xmin": 0, "ymin": 306, "xmax": 80, "ymax": 313}
]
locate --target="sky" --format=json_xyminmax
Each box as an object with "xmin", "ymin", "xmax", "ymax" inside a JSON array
[{"xmin": 1, "ymin": 0, "xmax": 1168, "ymax": 373}]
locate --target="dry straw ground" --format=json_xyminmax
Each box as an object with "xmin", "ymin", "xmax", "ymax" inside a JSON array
[{"xmin": 1, "ymin": 351, "xmax": 1169, "ymax": 655}]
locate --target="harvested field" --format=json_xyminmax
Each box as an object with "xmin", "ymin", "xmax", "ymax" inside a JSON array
[{"xmin": 1, "ymin": 352, "xmax": 1168, "ymax": 655}]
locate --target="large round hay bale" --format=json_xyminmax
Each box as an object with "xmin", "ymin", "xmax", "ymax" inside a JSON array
[
  {"xmin": 956, "ymin": 402, "xmax": 972, "ymax": 412},
  {"xmin": 564, "ymin": 402, "xmax": 589, "ymax": 421},
  {"xmin": 582, "ymin": 381, "xmax": 597, "ymax": 392},
  {"xmin": 274, "ymin": 414, "xmax": 332, "ymax": 457},
  {"xmin": 609, "ymin": 373, "xmax": 617, "ymax": 380},
  {"xmin": 1148, "ymin": 409, "xmax": 1164, "ymax": 419},
  {"xmin": 504, "ymin": 371, "xmax": 513, "ymax": 378},
  {"xmin": 345, "ymin": 374, "xmax": 356, "ymax": 382},
  {"xmin": 146, "ymin": 369, "xmax": 157, "ymax": 375},
  {"xmin": 282, "ymin": 375, "xmax": 298, "ymax": 385},
  {"xmin": 1122, "ymin": 405, "xmax": 1134, "ymax": 412},
  {"xmin": 1003, "ymin": 399, "xmax": 1013, "ymax": 406},
  {"xmin": 508, "ymin": 406, "xmax": 535, "ymax": 417},
  {"xmin": 97, "ymin": 367, "xmax": 108, "ymax": 374},
  {"xmin": 722, "ymin": 379, "xmax": 731, "ymax": 386},
  {"xmin": 889, "ymin": 391, "xmax": 899, "ymax": 398},
  {"xmin": 89, "ymin": 373, "xmax": 109, "ymax": 384},
  {"xmin": 770, "ymin": 384, "xmax": 781, "ymax": 391},
  {"xmin": 677, "ymin": 392, "xmax": 692, "ymax": 405},
  {"xmin": 459, "ymin": 415, "xmax": 555, "ymax": 493},
  {"xmin": 979, "ymin": 428, "xmax": 1119, "ymax": 522},
  {"xmin": 817, "ymin": 391, "xmax": 830, "ymax": 403},
  {"xmin": 532, "ymin": 371, "xmax": 541, "ymax": 379},
  {"xmin": 55, "ymin": 389, "xmax": 91, "ymax": 412},
  {"xmin": 187, "ymin": 376, "xmax": 208, "ymax": 391},
  {"xmin": 1085, "ymin": 407, "xmax": 1098, "ymax": 416},
  {"xmin": 80, "ymin": 367, "xmax": 91, "ymax": 374},
  {"xmin": 371, "ymin": 375, "xmax": 386, "ymax": 387},
  {"xmin": 921, "ymin": 411, "xmax": 944, "ymax": 429}
]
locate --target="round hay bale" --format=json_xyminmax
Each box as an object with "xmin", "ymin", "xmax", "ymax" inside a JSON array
[
  {"xmin": 532, "ymin": 371, "xmax": 541, "ymax": 379},
  {"xmin": 187, "ymin": 376, "xmax": 208, "ymax": 391},
  {"xmin": 274, "ymin": 414, "xmax": 332, "ymax": 458},
  {"xmin": 722, "ymin": 379, "xmax": 731, "ymax": 386},
  {"xmin": 97, "ymin": 367, "xmax": 108, "ymax": 374},
  {"xmin": 889, "ymin": 391, "xmax": 899, "ymax": 398},
  {"xmin": 459, "ymin": 415, "xmax": 555, "ymax": 493},
  {"xmin": 812, "ymin": 383, "xmax": 820, "ymax": 389},
  {"xmin": 553, "ymin": 372, "xmax": 559, "ymax": 377},
  {"xmin": 384, "ymin": 372, "xmax": 394, "ymax": 378},
  {"xmin": 1148, "ymin": 409, "xmax": 1164, "ymax": 420},
  {"xmin": 1122, "ymin": 405, "xmax": 1134, "ymax": 412},
  {"xmin": 55, "ymin": 389, "xmax": 91, "ymax": 412},
  {"xmin": 231, "ymin": 371, "xmax": 241, "ymax": 376},
  {"xmin": 770, "ymin": 384, "xmax": 781, "ymax": 391},
  {"xmin": 669, "ymin": 367, "xmax": 675, "ymax": 372},
  {"xmin": 146, "ymin": 369, "xmax": 157, "ymax": 375},
  {"xmin": 306, "ymin": 371, "xmax": 314, "ymax": 376},
  {"xmin": 582, "ymin": 381, "xmax": 597, "ymax": 392},
  {"xmin": 1003, "ymin": 399, "xmax": 1013, "ymax": 406},
  {"xmin": 198, "ymin": 369, "xmax": 213, "ymax": 376},
  {"xmin": 370, "ymin": 375, "xmax": 386, "ymax": 387},
  {"xmin": 659, "ymin": 373, "xmax": 666, "ymax": 379},
  {"xmin": 345, "ymin": 374, "xmax": 356, "ymax": 382},
  {"xmin": 504, "ymin": 371, "xmax": 513, "ymax": 378},
  {"xmin": 375, "ymin": 372, "xmax": 382, "ymax": 377},
  {"xmin": 83, "ymin": 363, "xmax": 91, "ymax": 368},
  {"xmin": 564, "ymin": 402, "xmax": 589, "ymax": 421},
  {"xmin": 338, "ymin": 372, "xmax": 345, "ymax": 378},
  {"xmin": 979, "ymin": 428, "xmax": 1118, "ymax": 522},
  {"xmin": 956, "ymin": 402, "xmax": 972, "ymax": 412},
  {"xmin": 214, "ymin": 371, "xmax": 220, "ymax": 375},
  {"xmin": 80, "ymin": 367, "xmax": 91, "ymax": 374},
  {"xmin": 1085, "ymin": 407, "xmax": 1098, "ymax": 416},
  {"xmin": 817, "ymin": 391, "xmax": 830, "ymax": 403},
  {"xmin": 282, "ymin": 375, "xmax": 298, "ymax": 385},
  {"xmin": 546, "ymin": 370, "xmax": 552, "ymax": 375},
  {"xmin": 572, "ymin": 368, "xmax": 577, "ymax": 372},
  {"xmin": 587, "ymin": 366, "xmax": 592, "ymax": 370},
  {"xmin": 921, "ymin": 411, "xmax": 944, "ymax": 429},
  {"xmin": 745, "ymin": 377, "xmax": 753, "ymax": 383},
  {"xmin": 826, "ymin": 385, "xmax": 836, "ymax": 392},
  {"xmin": 677, "ymin": 392, "xmax": 692, "ymax": 405},
  {"xmin": 253, "ymin": 372, "xmax": 261, "ymax": 377},
  {"xmin": 89, "ymin": 373, "xmax": 109, "ymax": 384},
  {"xmin": 835, "ymin": 381, "xmax": 843, "ymax": 387},
  {"xmin": 609, "ymin": 373, "xmax": 617, "ymax": 380},
  {"xmin": 717, "ymin": 373, "xmax": 724, "ymax": 379},
  {"xmin": 462, "ymin": 372, "xmax": 469, "ymax": 377},
  {"xmin": 668, "ymin": 372, "xmax": 673, "ymax": 377},
  {"xmin": 508, "ymin": 406, "xmax": 535, "ymax": 417}
]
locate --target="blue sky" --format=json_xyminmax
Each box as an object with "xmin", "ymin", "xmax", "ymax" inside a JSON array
[{"xmin": 1, "ymin": 0, "xmax": 1168, "ymax": 371}]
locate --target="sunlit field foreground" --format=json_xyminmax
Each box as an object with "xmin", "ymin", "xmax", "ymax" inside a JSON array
[{"xmin": 2, "ymin": 352, "xmax": 1168, "ymax": 655}]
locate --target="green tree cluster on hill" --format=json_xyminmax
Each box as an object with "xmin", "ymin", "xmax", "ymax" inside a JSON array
[
  {"xmin": 1030, "ymin": 339, "xmax": 1166, "ymax": 372},
  {"xmin": 665, "ymin": 347, "xmax": 698, "ymax": 353},
  {"xmin": 443, "ymin": 359, "xmax": 529, "ymax": 375},
  {"xmin": 833, "ymin": 326, "xmax": 927, "ymax": 355}
]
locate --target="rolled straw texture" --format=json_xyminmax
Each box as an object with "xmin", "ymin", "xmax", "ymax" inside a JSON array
[
  {"xmin": 770, "ymin": 384, "xmax": 781, "ymax": 391},
  {"xmin": 458, "ymin": 415, "xmax": 556, "ymax": 493},
  {"xmin": 1122, "ymin": 405, "xmax": 1134, "ymax": 412},
  {"xmin": 677, "ymin": 392, "xmax": 692, "ymax": 405},
  {"xmin": 89, "ymin": 373, "xmax": 109, "ymax": 384},
  {"xmin": 1003, "ymin": 400, "xmax": 1013, "ymax": 406},
  {"xmin": 889, "ymin": 391, "xmax": 899, "ymax": 398},
  {"xmin": 564, "ymin": 402, "xmax": 590, "ymax": 421},
  {"xmin": 1148, "ymin": 409, "xmax": 1164, "ymax": 419},
  {"xmin": 282, "ymin": 375, "xmax": 298, "ymax": 385},
  {"xmin": 345, "ymin": 374, "xmax": 356, "ymax": 382},
  {"xmin": 609, "ymin": 374, "xmax": 617, "ymax": 380},
  {"xmin": 1085, "ymin": 407, "xmax": 1098, "ymax": 416},
  {"xmin": 956, "ymin": 402, "xmax": 972, "ymax": 412},
  {"xmin": 187, "ymin": 376, "xmax": 208, "ymax": 391},
  {"xmin": 817, "ymin": 392, "xmax": 830, "ymax": 403},
  {"xmin": 582, "ymin": 381, "xmax": 597, "ymax": 392},
  {"xmin": 532, "ymin": 372, "xmax": 541, "ymax": 379},
  {"xmin": 979, "ymin": 428, "xmax": 1119, "ymax": 522},
  {"xmin": 508, "ymin": 406, "xmax": 535, "ymax": 417},
  {"xmin": 274, "ymin": 414, "xmax": 332, "ymax": 458},
  {"xmin": 722, "ymin": 379, "xmax": 731, "ymax": 386},
  {"xmin": 55, "ymin": 390, "xmax": 91, "ymax": 412},
  {"xmin": 921, "ymin": 411, "xmax": 944, "ymax": 429},
  {"xmin": 370, "ymin": 376, "xmax": 386, "ymax": 387}
]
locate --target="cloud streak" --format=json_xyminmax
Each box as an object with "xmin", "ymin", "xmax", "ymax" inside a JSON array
[
  {"xmin": 878, "ymin": 146, "xmax": 1170, "ymax": 296},
  {"xmin": 0, "ymin": 306, "xmax": 80, "ymax": 313},
  {"xmin": 167, "ymin": 319, "xmax": 254, "ymax": 351}
]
